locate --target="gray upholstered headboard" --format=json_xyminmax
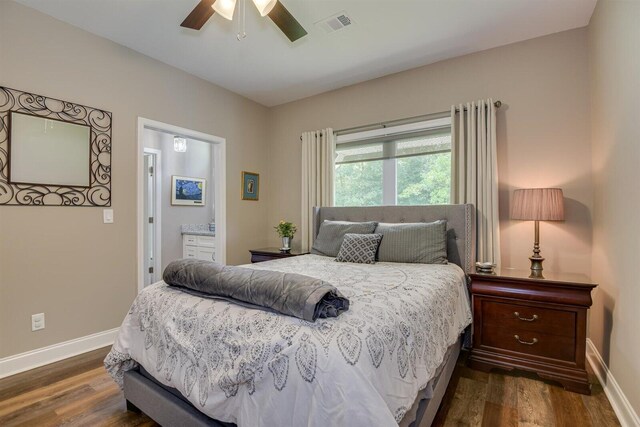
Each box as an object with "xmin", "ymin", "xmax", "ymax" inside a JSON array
[{"xmin": 313, "ymin": 205, "xmax": 476, "ymax": 273}]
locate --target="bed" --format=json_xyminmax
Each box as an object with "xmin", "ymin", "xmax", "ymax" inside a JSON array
[{"xmin": 106, "ymin": 204, "xmax": 475, "ymax": 426}]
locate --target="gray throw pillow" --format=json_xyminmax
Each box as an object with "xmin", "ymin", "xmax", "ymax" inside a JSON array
[
  {"xmin": 335, "ymin": 233, "xmax": 383, "ymax": 264},
  {"xmin": 375, "ymin": 220, "xmax": 448, "ymax": 264},
  {"xmin": 311, "ymin": 220, "xmax": 378, "ymax": 257}
]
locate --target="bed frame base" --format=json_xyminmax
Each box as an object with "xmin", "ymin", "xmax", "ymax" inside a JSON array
[
  {"xmin": 123, "ymin": 339, "xmax": 460, "ymax": 427},
  {"xmin": 124, "ymin": 368, "xmax": 232, "ymax": 426},
  {"xmin": 126, "ymin": 400, "xmax": 141, "ymax": 413},
  {"xmin": 400, "ymin": 339, "xmax": 460, "ymax": 427}
]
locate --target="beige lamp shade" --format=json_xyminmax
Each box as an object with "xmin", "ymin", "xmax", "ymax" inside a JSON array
[{"xmin": 511, "ymin": 188, "xmax": 565, "ymax": 221}]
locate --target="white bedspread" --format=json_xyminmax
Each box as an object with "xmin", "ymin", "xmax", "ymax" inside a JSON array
[{"xmin": 105, "ymin": 255, "xmax": 471, "ymax": 426}]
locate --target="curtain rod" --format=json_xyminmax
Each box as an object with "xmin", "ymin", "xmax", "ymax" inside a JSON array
[{"xmin": 299, "ymin": 100, "xmax": 502, "ymax": 141}]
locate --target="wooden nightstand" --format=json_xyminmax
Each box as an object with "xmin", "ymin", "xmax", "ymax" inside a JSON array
[
  {"xmin": 249, "ymin": 247, "xmax": 308, "ymax": 263},
  {"xmin": 468, "ymin": 268, "xmax": 597, "ymax": 394}
]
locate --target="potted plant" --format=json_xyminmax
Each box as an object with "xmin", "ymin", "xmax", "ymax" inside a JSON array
[{"xmin": 274, "ymin": 220, "xmax": 297, "ymax": 252}]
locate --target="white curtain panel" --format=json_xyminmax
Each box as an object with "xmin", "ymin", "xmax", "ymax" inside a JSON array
[
  {"xmin": 451, "ymin": 99, "xmax": 501, "ymax": 265},
  {"xmin": 300, "ymin": 128, "xmax": 335, "ymax": 252}
]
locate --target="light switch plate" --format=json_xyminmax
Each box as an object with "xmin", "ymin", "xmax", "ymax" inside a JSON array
[
  {"xmin": 103, "ymin": 209, "xmax": 114, "ymax": 224},
  {"xmin": 32, "ymin": 313, "xmax": 45, "ymax": 331}
]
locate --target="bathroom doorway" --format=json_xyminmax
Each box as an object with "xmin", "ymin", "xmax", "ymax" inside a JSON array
[{"xmin": 137, "ymin": 118, "xmax": 226, "ymax": 293}]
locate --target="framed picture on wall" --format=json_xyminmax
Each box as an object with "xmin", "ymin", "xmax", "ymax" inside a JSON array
[
  {"xmin": 171, "ymin": 175, "xmax": 206, "ymax": 206},
  {"xmin": 241, "ymin": 171, "xmax": 259, "ymax": 201}
]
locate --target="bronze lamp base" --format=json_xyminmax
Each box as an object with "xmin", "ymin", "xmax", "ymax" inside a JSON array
[{"xmin": 529, "ymin": 220, "xmax": 545, "ymax": 278}]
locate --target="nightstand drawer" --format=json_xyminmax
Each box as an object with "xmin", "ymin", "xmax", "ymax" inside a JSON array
[
  {"xmin": 251, "ymin": 254, "xmax": 278, "ymax": 263},
  {"xmin": 482, "ymin": 300, "xmax": 576, "ymax": 338},
  {"xmin": 480, "ymin": 326, "xmax": 576, "ymax": 362}
]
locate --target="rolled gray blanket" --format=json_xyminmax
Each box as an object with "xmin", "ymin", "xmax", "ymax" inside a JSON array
[{"xmin": 163, "ymin": 259, "xmax": 349, "ymax": 322}]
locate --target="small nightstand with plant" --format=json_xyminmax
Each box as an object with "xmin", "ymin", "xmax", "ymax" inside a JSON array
[{"xmin": 250, "ymin": 220, "xmax": 307, "ymax": 263}]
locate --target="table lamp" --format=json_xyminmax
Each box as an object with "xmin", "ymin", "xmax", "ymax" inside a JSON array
[{"xmin": 511, "ymin": 188, "xmax": 565, "ymax": 278}]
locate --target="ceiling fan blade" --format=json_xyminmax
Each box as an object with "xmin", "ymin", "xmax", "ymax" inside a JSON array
[
  {"xmin": 181, "ymin": 0, "xmax": 216, "ymax": 30},
  {"xmin": 268, "ymin": 1, "xmax": 307, "ymax": 42}
]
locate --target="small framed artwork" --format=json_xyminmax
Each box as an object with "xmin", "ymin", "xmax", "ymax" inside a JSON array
[
  {"xmin": 241, "ymin": 171, "xmax": 259, "ymax": 201},
  {"xmin": 171, "ymin": 175, "xmax": 206, "ymax": 206}
]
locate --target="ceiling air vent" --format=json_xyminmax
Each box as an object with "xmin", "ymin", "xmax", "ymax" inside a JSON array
[{"xmin": 316, "ymin": 11, "xmax": 353, "ymax": 34}]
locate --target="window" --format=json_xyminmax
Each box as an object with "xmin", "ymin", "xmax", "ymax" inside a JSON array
[{"xmin": 334, "ymin": 117, "xmax": 451, "ymax": 207}]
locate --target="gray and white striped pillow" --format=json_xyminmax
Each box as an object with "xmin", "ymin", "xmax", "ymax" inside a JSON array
[
  {"xmin": 375, "ymin": 220, "xmax": 447, "ymax": 264},
  {"xmin": 335, "ymin": 233, "xmax": 383, "ymax": 264},
  {"xmin": 311, "ymin": 220, "xmax": 378, "ymax": 257}
]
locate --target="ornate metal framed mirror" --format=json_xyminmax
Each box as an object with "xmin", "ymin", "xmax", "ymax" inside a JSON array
[{"xmin": 0, "ymin": 86, "xmax": 112, "ymax": 206}]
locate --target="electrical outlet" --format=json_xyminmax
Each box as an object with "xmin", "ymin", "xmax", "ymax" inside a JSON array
[{"xmin": 32, "ymin": 313, "xmax": 45, "ymax": 331}]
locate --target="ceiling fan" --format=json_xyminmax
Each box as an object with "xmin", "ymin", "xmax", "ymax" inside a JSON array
[{"xmin": 180, "ymin": 0, "xmax": 308, "ymax": 42}]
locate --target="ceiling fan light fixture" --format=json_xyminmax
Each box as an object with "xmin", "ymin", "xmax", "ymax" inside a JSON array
[
  {"xmin": 173, "ymin": 136, "xmax": 187, "ymax": 152},
  {"xmin": 252, "ymin": 0, "xmax": 277, "ymax": 17},
  {"xmin": 212, "ymin": 0, "xmax": 237, "ymax": 21}
]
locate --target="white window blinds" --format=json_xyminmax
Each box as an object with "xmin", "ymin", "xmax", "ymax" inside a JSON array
[{"xmin": 335, "ymin": 129, "xmax": 451, "ymax": 164}]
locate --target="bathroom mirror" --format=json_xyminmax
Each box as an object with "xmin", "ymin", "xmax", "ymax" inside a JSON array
[{"xmin": 9, "ymin": 112, "xmax": 91, "ymax": 187}]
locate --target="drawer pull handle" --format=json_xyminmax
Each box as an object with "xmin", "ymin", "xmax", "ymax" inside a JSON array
[
  {"xmin": 514, "ymin": 312, "xmax": 538, "ymax": 322},
  {"xmin": 514, "ymin": 335, "xmax": 538, "ymax": 345}
]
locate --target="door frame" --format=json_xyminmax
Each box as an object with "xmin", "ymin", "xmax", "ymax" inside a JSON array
[
  {"xmin": 136, "ymin": 117, "xmax": 227, "ymax": 294},
  {"xmin": 143, "ymin": 147, "xmax": 162, "ymax": 285}
]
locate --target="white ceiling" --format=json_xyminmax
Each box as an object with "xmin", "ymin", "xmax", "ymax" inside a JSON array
[{"xmin": 16, "ymin": 0, "xmax": 596, "ymax": 106}]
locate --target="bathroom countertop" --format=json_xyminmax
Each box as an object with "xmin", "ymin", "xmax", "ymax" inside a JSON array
[{"xmin": 181, "ymin": 224, "xmax": 215, "ymax": 237}]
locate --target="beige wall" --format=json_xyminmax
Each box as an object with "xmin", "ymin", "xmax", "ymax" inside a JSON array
[
  {"xmin": 588, "ymin": 0, "xmax": 640, "ymax": 415},
  {"xmin": 0, "ymin": 1, "xmax": 270, "ymax": 357},
  {"xmin": 266, "ymin": 28, "xmax": 593, "ymax": 274}
]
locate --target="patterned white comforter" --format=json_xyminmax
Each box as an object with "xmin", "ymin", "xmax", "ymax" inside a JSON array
[{"xmin": 105, "ymin": 255, "xmax": 472, "ymax": 426}]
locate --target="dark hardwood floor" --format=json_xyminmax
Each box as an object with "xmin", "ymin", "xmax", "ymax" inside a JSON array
[{"xmin": 0, "ymin": 347, "xmax": 620, "ymax": 426}]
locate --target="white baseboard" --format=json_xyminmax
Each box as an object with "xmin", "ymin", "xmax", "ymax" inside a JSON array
[
  {"xmin": 586, "ymin": 338, "xmax": 640, "ymax": 427},
  {"xmin": 0, "ymin": 328, "xmax": 119, "ymax": 379}
]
